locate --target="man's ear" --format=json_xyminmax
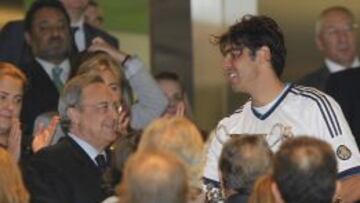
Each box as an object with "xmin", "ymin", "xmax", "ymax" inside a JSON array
[
  {"xmin": 67, "ymin": 107, "xmax": 80, "ymax": 125},
  {"xmin": 256, "ymin": 46, "xmax": 271, "ymax": 63},
  {"xmin": 315, "ymin": 35, "xmax": 324, "ymax": 51},
  {"xmin": 24, "ymin": 32, "xmax": 32, "ymax": 46},
  {"xmin": 271, "ymin": 182, "xmax": 285, "ymax": 203}
]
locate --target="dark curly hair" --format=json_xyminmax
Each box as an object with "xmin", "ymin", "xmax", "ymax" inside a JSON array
[{"xmin": 217, "ymin": 15, "xmax": 286, "ymax": 77}]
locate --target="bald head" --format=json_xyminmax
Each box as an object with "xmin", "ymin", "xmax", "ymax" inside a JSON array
[{"xmin": 315, "ymin": 6, "xmax": 358, "ymax": 66}]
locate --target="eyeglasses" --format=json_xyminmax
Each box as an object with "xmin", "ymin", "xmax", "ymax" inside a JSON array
[
  {"xmin": 222, "ymin": 47, "xmax": 244, "ymax": 60},
  {"xmin": 323, "ymin": 24, "xmax": 358, "ymax": 36},
  {"xmin": 79, "ymin": 101, "xmax": 122, "ymax": 114}
]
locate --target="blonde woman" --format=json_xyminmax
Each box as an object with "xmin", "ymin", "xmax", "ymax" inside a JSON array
[
  {"xmin": 137, "ymin": 117, "xmax": 205, "ymax": 203},
  {"xmin": 83, "ymin": 37, "xmax": 168, "ymax": 130},
  {"xmin": 0, "ymin": 148, "xmax": 29, "ymax": 203}
]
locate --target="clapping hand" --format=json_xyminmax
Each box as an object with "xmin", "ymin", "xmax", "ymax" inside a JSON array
[
  {"xmin": 7, "ymin": 118, "xmax": 21, "ymax": 161},
  {"xmin": 32, "ymin": 116, "xmax": 60, "ymax": 153}
]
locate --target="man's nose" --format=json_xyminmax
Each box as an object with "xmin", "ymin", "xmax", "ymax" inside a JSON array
[{"xmin": 223, "ymin": 56, "xmax": 233, "ymax": 70}]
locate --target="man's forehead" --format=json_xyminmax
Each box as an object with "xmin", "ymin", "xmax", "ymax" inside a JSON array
[
  {"xmin": 81, "ymin": 83, "xmax": 113, "ymax": 102},
  {"xmin": 33, "ymin": 7, "xmax": 67, "ymax": 22}
]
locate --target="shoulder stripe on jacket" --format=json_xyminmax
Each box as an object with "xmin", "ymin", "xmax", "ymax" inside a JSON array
[{"xmin": 291, "ymin": 86, "xmax": 342, "ymax": 138}]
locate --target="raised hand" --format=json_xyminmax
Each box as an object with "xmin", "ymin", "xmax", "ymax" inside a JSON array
[
  {"xmin": 32, "ymin": 116, "xmax": 60, "ymax": 153},
  {"xmin": 117, "ymin": 107, "xmax": 130, "ymax": 136},
  {"xmin": 7, "ymin": 118, "xmax": 21, "ymax": 161},
  {"xmin": 88, "ymin": 37, "xmax": 129, "ymax": 65}
]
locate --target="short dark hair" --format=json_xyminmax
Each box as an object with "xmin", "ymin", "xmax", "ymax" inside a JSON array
[
  {"xmin": 217, "ymin": 15, "xmax": 286, "ymax": 77},
  {"xmin": 24, "ymin": 0, "xmax": 70, "ymax": 32},
  {"xmin": 273, "ymin": 136, "xmax": 338, "ymax": 203},
  {"xmin": 219, "ymin": 135, "xmax": 273, "ymax": 193},
  {"xmin": 155, "ymin": 71, "xmax": 184, "ymax": 93}
]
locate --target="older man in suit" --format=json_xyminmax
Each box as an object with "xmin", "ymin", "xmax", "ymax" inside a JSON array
[
  {"xmin": 298, "ymin": 6, "xmax": 359, "ymax": 91},
  {"xmin": 25, "ymin": 73, "xmax": 120, "ymax": 203}
]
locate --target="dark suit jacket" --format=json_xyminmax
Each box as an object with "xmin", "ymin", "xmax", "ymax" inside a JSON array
[
  {"xmin": 19, "ymin": 58, "xmax": 78, "ymax": 145},
  {"xmin": 325, "ymin": 68, "xmax": 360, "ymax": 147},
  {"xmin": 24, "ymin": 136, "xmax": 111, "ymax": 203},
  {"xmin": 0, "ymin": 20, "xmax": 119, "ymax": 65},
  {"xmin": 0, "ymin": 20, "xmax": 31, "ymax": 66},
  {"xmin": 297, "ymin": 65, "xmax": 330, "ymax": 91},
  {"xmin": 83, "ymin": 23, "xmax": 119, "ymax": 49}
]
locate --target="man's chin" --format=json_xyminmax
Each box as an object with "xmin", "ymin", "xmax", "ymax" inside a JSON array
[{"xmin": 39, "ymin": 51, "xmax": 69, "ymax": 61}]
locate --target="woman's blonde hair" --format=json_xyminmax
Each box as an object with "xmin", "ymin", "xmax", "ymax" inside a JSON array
[
  {"xmin": 0, "ymin": 148, "xmax": 29, "ymax": 203},
  {"xmin": 248, "ymin": 174, "xmax": 275, "ymax": 203},
  {"xmin": 0, "ymin": 62, "xmax": 27, "ymax": 90},
  {"xmin": 138, "ymin": 117, "xmax": 204, "ymax": 189},
  {"xmin": 77, "ymin": 51, "xmax": 123, "ymax": 85}
]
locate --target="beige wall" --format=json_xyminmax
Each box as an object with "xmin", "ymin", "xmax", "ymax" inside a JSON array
[
  {"xmin": 0, "ymin": 2, "xmax": 24, "ymax": 27},
  {"xmin": 191, "ymin": 0, "xmax": 257, "ymax": 131}
]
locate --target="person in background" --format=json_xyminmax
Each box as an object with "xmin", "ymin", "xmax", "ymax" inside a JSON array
[
  {"xmin": 219, "ymin": 135, "xmax": 273, "ymax": 203},
  {"xmin": 155, "ymin": 71, "xmax": 193, "ymax": 118},
  {"xmin": 84, "ymin": 0, "xmax": 104, "ymax": 29},
  {"xmin": 0, "ymin": 62, "xmax": 53, "ymax": 161},
  {"xmin": 138, "ymin": 117, "xmax": 205, "ymax": 203},
  {"xmin": 118, "ymin": 150, "xmax": 188, "ymax": 203},
  {"xmin": 298, "ymin": 6, "xmax": 359, "ymax": 91},
  {"xmin": 271, "ymin": 136, "xmax": 340, "ymax": 203},
  {"xmin": 83, "ymin": 37, "xmax": 168, "ymax": 130},
  {"xmin": 20, "ymin": 0, "xmax": 76, "ymax": 150},
  {"xmin": 0, "ymin": 0, "xmax": 118, "ymax": 66},
  {"xmin": 59, "ymin": 0, "xmax": 118, "ymax": 51}
]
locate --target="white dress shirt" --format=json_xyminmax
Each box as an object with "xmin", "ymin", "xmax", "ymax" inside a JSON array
[
  {"xmin": 35, "ymin": 58, "xmax": 71, "ymax": 84},
  {"xmin": 325, "ymin": 57, "xmax": 360, "ymax": 73},
  {"xmin": 68, "ymin": 133, "xmax": 106, "ymax": 166},
  {"xmin": 71, "ymin": 17, "xmax": 86, "ymax": 52}
]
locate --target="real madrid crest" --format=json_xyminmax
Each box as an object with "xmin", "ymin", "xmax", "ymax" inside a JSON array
[{"xmin": 336, "ymin": 145, "xmax": 352, "ymax": 160}]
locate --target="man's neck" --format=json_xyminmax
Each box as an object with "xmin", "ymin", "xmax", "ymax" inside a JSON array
[
  {"xmin": 250, "ymin": 76, "xmax": 285, "ymax": 107},
  {"xmin": 70, "ymin": 129, "xmax": 106, "ymax": 152},
  {"xmin": 37, "ymin": 57, "xmax": 67, "ymax": 66},
  {"xmin": 68, "ymin": 11, "xmax": 84, "ymax": 26}
]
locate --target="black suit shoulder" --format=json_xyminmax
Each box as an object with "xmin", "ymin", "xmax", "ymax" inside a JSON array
[
  {"xmin": 325, "ymin": 68, "xmax": 360, "ymax": 147},
  {"xmin": 25, "ymin": 137, "xmax": 109, "ymax": 203},
  {"xmin": 19, "ymin": 60, "xmax": 59, "ymax": 137},
  {"xmin": 0, "ymin": 20, "xmax": 31, "ymax": 65},
  {"xmin": 297, "ymin": 66, "xmax": 330, "ymax": 91},
  {"xmin": 84, "ymin": 23, "xmax": 119, "ymax": 49}
]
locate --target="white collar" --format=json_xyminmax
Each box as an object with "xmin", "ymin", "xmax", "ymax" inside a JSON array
[
  {"xmin": 68, "ymin": 133, "xmax": 106, "ymax": 165},
  {"xmin": 35, "ymin": 58, "xmax": 71, "ymax": 82},
  {"xmin": 253, "ymin": 83, "xmax": 290, "ymax": 114},
  {"xmin": 325, "ymin": 57, "xmax": 360, "ymax": 73},
  {"xmin": 71, "ymin": 16, "xmax": 85, "ymax": 30}
]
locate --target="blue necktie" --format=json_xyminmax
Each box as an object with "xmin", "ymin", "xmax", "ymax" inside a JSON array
[{"xmin": 52, "ymin": 66, "xmax": 63, "ymax": 92}]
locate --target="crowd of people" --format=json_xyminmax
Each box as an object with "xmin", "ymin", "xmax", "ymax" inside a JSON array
[{"xmin": 0, "ymin": 1, "xmax": 359, "ymax": 203}]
